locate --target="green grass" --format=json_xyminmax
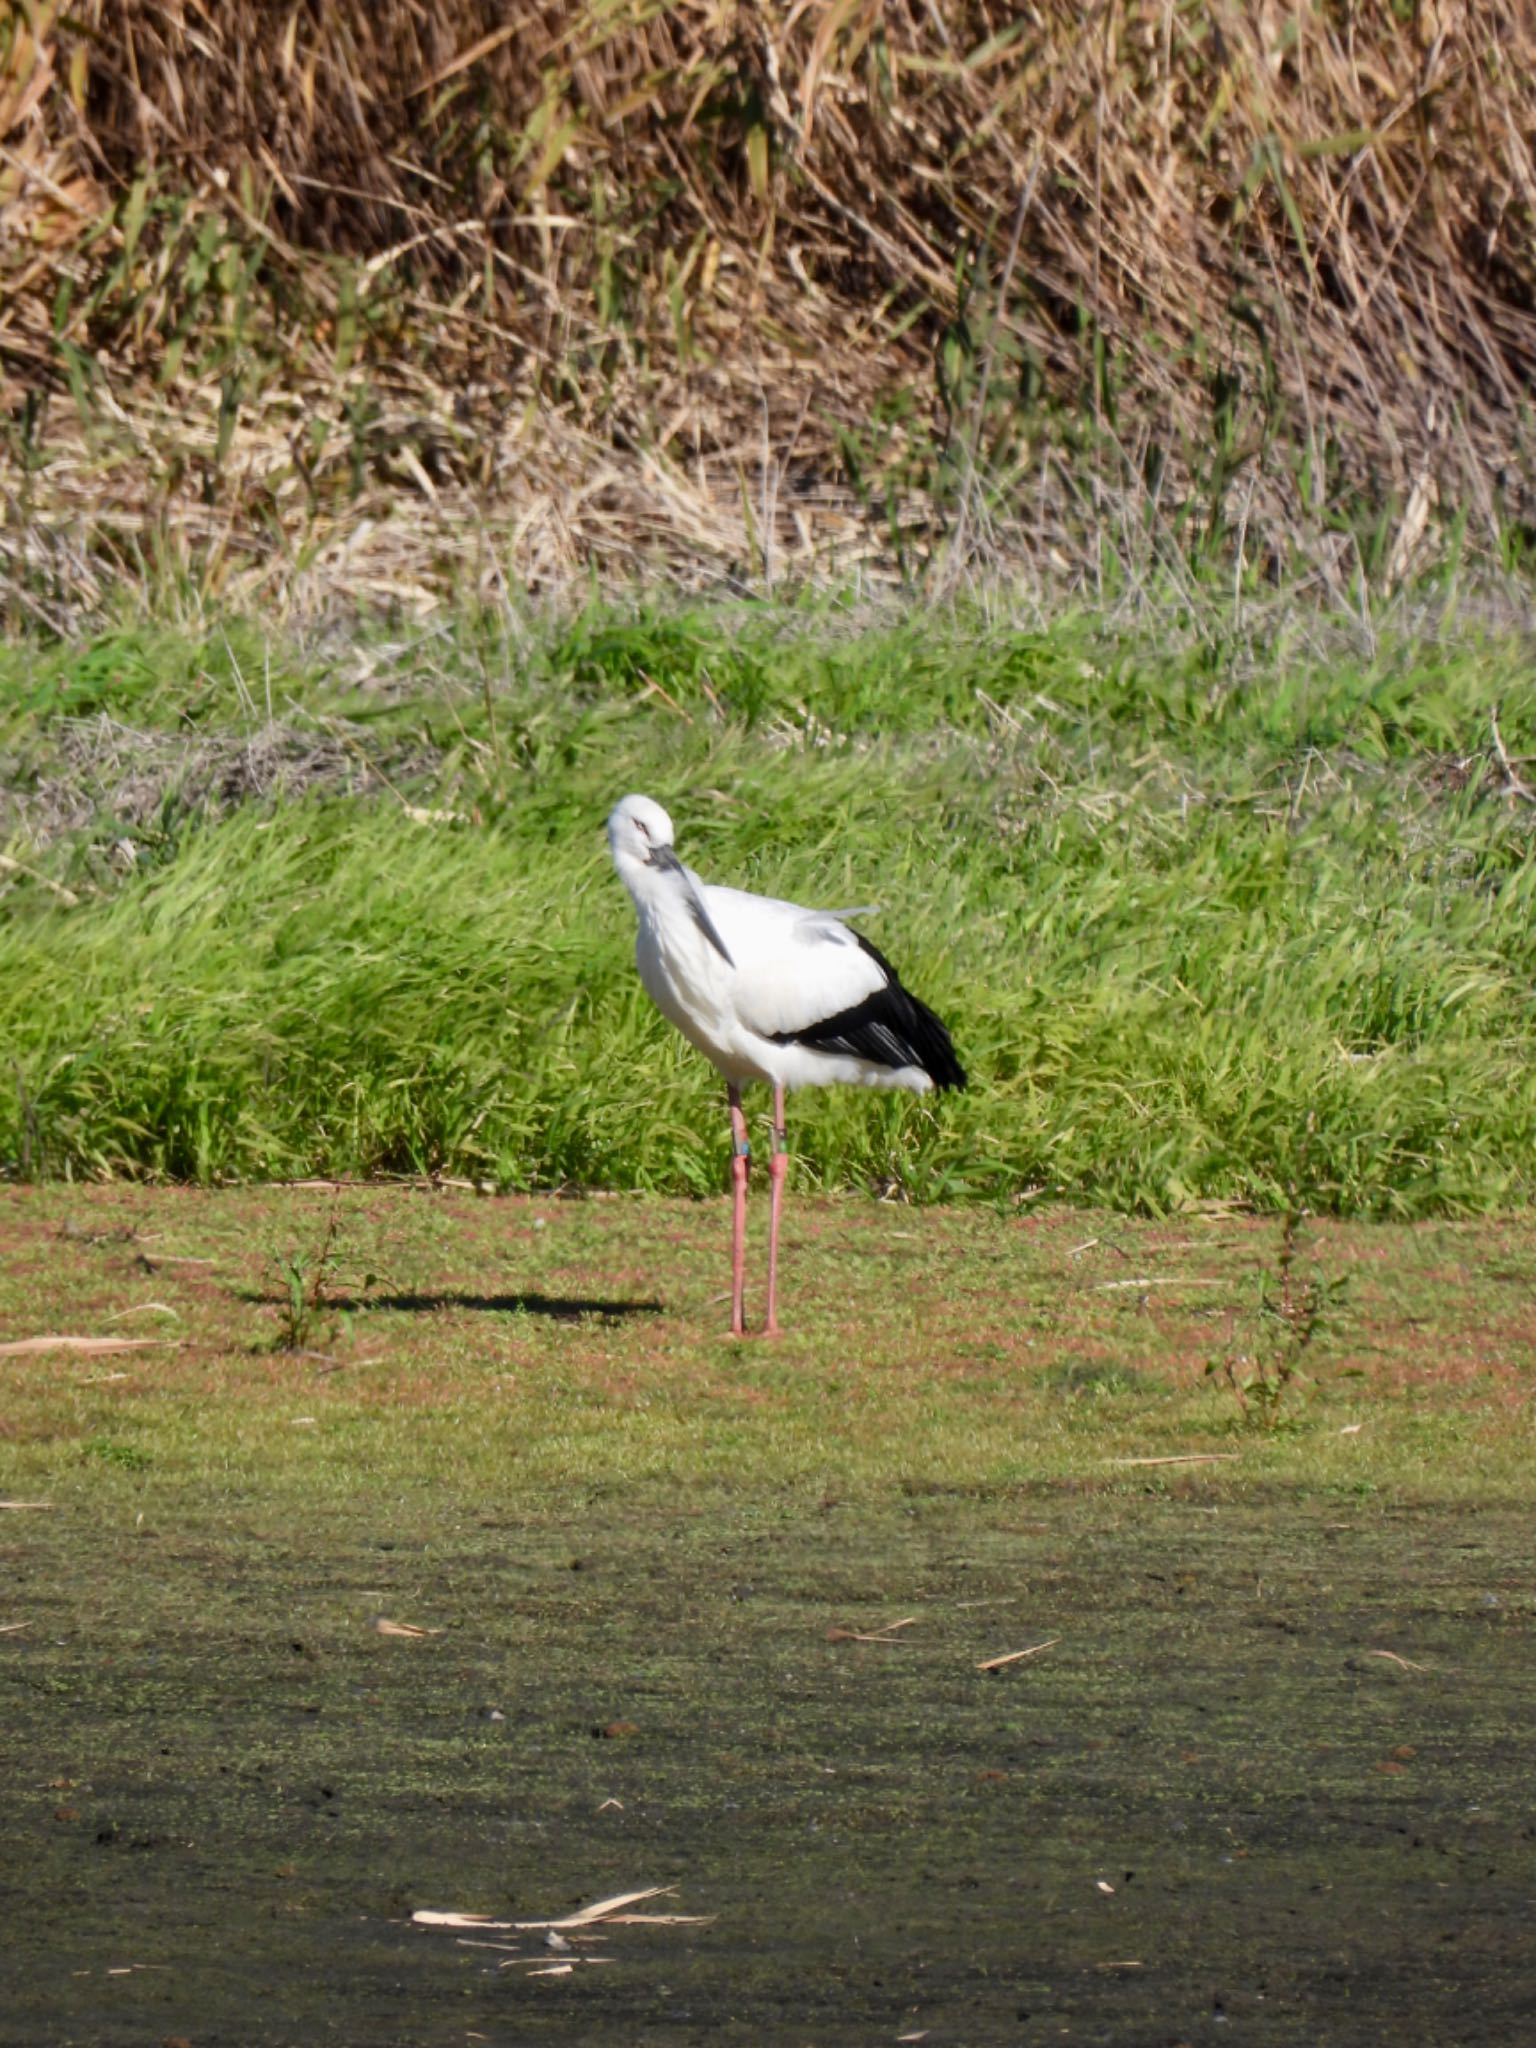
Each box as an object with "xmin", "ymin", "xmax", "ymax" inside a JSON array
[
  {"xmin": 4, "ymin": 1185, "xmax": 1535, "ymax": 1510},
  {"xmin": 4, "ymin": 600, "xmax": 1536, "ymax": 1212}
]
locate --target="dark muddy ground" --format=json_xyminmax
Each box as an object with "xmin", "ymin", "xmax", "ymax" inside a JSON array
[{"xmin": 5, "ymin": 1493, "xmax": 1534, "ymax": 2047}]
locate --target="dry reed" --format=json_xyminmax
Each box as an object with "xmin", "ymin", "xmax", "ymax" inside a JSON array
[{"xmin": 2, "ymin": 1, "xmax": 1534, "ymax": 620}]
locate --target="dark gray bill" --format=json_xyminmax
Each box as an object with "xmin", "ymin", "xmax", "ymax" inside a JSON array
[{"xmin": 649, "ymin": 846, "xmax": 735, "ymax": 967}]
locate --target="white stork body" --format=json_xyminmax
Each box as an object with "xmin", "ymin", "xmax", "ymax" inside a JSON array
[
  {"xmin": 633, "ymin": 879, "xmax": 938, "ymax": 1094},
  {"xmin": 607, "ymin": 794, "xmax": 965, "ymax": 1335}
]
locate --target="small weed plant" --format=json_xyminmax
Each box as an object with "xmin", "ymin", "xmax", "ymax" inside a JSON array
[
  {"xmin": 271, "ymin": 1205, "xmax": 344, "ymax": 1353},
  {"xmin": 1208, "ymin": 1208, "xmax": 1348, "ymax": 1429},
  {"xmin": 82, "ymin": 1437, "xmax": 152, "ymax": 1470}
]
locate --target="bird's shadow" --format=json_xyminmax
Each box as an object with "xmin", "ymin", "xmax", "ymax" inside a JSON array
[
  {"xmin": 329, "ymin": 1290, "xmax": 662, "ymax": 1325},
  {"xmin": 238, "ymin": 1288, "xmax": 662, "ymax": 1325}
]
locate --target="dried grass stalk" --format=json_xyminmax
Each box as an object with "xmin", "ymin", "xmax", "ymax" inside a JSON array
[{"xmin": 3, "ymin": 2, "xmax": 1534, "ymax": 615}]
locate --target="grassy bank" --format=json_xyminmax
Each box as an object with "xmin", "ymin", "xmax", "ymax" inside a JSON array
[{"xmin": 4, "ymin": 604, "xmax": 1536, "ymax": 1213}]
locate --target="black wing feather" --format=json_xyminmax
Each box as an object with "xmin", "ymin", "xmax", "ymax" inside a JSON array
[{"xmin": 768, "ymin": 934, "xmax": 966, "ymax": 1091}]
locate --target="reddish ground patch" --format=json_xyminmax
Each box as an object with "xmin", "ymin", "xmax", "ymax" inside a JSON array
[{"xmin": 2, "ymin": 1187, "xmax": 1534, "ymax": 1424}]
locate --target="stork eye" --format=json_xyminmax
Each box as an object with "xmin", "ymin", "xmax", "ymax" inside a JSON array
[{"xmin": 636, "ymin": 818, "xmax": 650, "ymax": 838}]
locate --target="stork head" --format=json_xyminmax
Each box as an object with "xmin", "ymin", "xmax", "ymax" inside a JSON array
[{"xmin": 606, "ymin": 793, "xmax": 678, "ymax": 889}]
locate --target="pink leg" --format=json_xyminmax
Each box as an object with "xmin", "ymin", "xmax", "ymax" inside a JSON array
[
  {"xmin": 765, "ymin": 1084, "xmax": 788, "ymax": 1338},
  {"xmin": 728, "ymin": 1083, "xmax": 750, "ymax": 1338}
]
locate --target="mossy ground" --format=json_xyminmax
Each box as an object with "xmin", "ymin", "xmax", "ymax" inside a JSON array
[{"xmin": 4, "ymin": 1187, "xmax": 1536, "ymax": 2043}]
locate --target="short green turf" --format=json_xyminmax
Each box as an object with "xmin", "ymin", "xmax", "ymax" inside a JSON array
[{"xmin": 4, "ymin": 1187, "xmax": 1533, "ymax": 1512}]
